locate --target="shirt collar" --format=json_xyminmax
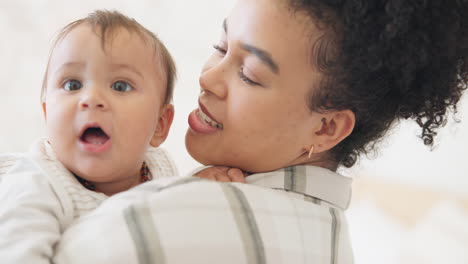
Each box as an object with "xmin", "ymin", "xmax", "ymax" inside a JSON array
[{"xmin": 246, "ymin": 165, "xmax": 352, "ymax": 210}]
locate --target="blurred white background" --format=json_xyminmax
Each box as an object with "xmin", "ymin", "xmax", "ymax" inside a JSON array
[{"xmin": 1, "ymin": 1, "xmax": 467, "ymax": 263}]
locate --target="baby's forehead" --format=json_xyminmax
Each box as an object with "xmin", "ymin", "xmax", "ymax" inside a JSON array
[
  {"xmin": 42, "ymin": 12, "xmax": 174, "ymax": 104},
  {"xmin": 58, "ymin": 23, "xmax": 157, "ymax": 56},
  {"xmin": 46, "ymin": 24, "xmax": 167, "ymax": 94},
  {"xmin": 51, "ymin": 24, "xmax": 163, "ymax": 72}
]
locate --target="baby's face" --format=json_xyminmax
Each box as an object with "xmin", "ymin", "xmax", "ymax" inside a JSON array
[{"xmin": 43, "ymin": 24, "xmax": 171, "ymax": 187}]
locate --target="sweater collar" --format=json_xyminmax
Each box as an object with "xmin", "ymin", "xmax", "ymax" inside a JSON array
[{"xmin": 246, "ymin": 165, "xmax": 352, "ymax": 210}]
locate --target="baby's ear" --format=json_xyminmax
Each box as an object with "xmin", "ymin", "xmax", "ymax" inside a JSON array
[
  {"xmin": 150, "ymin": 104, "xmax": 174, "ymax": 147},
  {"xmin": 41, "ymin": 102, "xmax": 47, "ymax": 120}
]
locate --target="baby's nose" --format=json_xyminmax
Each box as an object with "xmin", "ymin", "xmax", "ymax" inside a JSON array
[
  {"xmin": 80, "ymin": 101, "xmax": 105, "ymax": 108},
  {"xmin": 79, "ymin": 89, "xmax": 107, "ymax": 110}
]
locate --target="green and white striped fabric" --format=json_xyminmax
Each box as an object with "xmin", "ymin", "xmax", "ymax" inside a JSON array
[{"xmin": 54, "ymin": 165, "xmax": 354, "ymax": 264}]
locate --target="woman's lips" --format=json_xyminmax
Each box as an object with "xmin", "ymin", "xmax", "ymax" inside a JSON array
[
  {"xmin": 198, "ymin": 100, "xmax": 222, "ymax": 125},
  {"xmin": 188, "ymin": 109, "xmax": 222, "ymax": 134}
]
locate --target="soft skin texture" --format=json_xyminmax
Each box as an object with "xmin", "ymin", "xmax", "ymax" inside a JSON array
[
  {"xmin": 42, "ymin": 24, "xmax": 174, "ymax": 195},
  {"xmin": 186, "ymin": 0, "xmax": 354, "ymax": 173}
]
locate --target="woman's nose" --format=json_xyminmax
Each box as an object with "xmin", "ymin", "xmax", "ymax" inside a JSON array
[
  {"xmin": 79, "ymin": 87, "xmax": 107, "ymax": 110},
  {"xmin": 199, "ymin": 60, "xmax": 228, "ymax": 99}
]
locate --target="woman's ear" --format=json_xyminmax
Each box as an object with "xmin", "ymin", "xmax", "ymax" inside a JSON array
[
  {"xmin": 42, "ymin": 102, "xmax": 47, "ymax": 120},
  {"xmin": 150, "ymin": 104, "xmax": 175, "ymax": 147},
  {"xmin": 312, "ymin": 110, "xmax": 355, "ymax": 153}
]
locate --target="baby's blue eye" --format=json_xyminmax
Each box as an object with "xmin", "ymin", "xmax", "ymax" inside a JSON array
[
  {"xmin": 112, "ymin": 81, "xmax": 133, "ymax": 92},
  {"xmin": 64, "ymin": 80, "xmax": 82, "ymax": 91}
]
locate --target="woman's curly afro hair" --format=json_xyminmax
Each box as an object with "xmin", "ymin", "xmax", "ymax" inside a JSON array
[{"xmin": 288, "ymin": 0, "xmax": 468, "ymax": 167}]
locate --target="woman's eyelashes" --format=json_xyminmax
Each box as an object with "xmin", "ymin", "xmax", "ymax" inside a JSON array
[
  {"xmin": 212, "ymin": 44, "xmax": 261, "ymax": 86},
  {"xmin": 213, "ymin": 44, "xmax": 227, "ymax": 55},
  {"xmin": 239, "ymin": 66, "xmax": 261, "ymax": 86}
]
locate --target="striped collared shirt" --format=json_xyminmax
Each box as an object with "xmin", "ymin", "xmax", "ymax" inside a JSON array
[{"xmin": 54, "ymin": 165, "xmax": 354, "ymax": 264}]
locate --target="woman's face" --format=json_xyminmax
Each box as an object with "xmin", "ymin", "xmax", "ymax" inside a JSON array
[{"xmin": 186, "ymin": 0, "xmax": 325, "ymax": 172}]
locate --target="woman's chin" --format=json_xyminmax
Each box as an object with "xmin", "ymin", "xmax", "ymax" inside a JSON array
[
  {"xmin": 185, "ymin": 130, "xmax": 213, "ymax": 165},
  {"xmin": 185, "ymin": 129, "xmax": 270, "ymax": 173},
  {"xmin": 185, "ymin": 136, "xmax": 230, "ymax": 167}
]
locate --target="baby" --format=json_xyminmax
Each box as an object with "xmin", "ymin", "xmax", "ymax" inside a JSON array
[{"xmin": 0, "ymin": 10, "xmax": 178, "ymax": 263}]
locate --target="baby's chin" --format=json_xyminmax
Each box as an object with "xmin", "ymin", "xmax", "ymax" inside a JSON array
[
  {"xmin": 68, "ymin": 168, "xmax": 108, "ymax": 183},
  {"xmin": 63, "ymin": 158, "xmax": 116, "ymax": 182}
]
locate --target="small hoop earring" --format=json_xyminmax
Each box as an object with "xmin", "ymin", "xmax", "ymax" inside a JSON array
[{"xmin": 308, "ymin": 145, "xmax": 315, "ymax": 159}]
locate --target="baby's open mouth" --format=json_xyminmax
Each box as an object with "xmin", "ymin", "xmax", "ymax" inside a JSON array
[{"xmin": 80, "ymin": 127, "xmax": 110, "ymax": 145}]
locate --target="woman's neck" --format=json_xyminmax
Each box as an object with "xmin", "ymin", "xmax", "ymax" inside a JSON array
[{"xmin": 290, "ymin": 151, "xmax": 338, "ymax": 172}]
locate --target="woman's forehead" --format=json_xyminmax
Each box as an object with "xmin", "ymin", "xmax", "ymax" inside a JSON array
[{"xmin": 227, "ymin": 0, "xmax": 322, "ymax": 71}]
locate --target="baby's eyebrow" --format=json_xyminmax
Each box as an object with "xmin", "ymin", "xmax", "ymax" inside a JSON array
[
  {"xmin": 53, "ymin": 62, "xmax": 85, "ymax": 75},
  {"xmin": 112, "ymin": 63, "xmax": 144, "ymax": 80}
]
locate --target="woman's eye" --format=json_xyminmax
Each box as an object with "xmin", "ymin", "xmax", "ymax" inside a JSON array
[
  {"xmin": 63, "ymin": 79, "xmax": 82, "ymax": 91},
  {"xmin": 111, "ymin": 81, "xmax": 133, "ymax": 92},
  {"xmin": 238, "ymin": 66, "xmax": 261, "ymax": 86},
  {"xmin": 213, "ymin": 44, "xmax": 227, "ymax": 55}
]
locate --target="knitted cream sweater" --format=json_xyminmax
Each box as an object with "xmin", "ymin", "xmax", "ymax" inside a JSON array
[{"xmin": 0, "ymin": 138, "xmax": 178, "ymax": 264}]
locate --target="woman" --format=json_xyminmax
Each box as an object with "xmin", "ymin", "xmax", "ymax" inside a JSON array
[{"xmin": 53, "ymin": 0, "xmax": 468, "ymax": 263}]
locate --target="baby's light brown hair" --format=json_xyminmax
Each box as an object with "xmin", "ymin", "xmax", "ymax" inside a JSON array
[{"xmin": 41, "ymin": 10, "xmax": 176, "ymax": 104}]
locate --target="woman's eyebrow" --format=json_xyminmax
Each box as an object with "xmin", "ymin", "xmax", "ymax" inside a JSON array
[
  {"xmin": 223, "ymin": 18, "xmax": 279, "ymax": 75},
  {"xmin": 240, "ymin": 43, "xmax": 280, "ymax": 75}
]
